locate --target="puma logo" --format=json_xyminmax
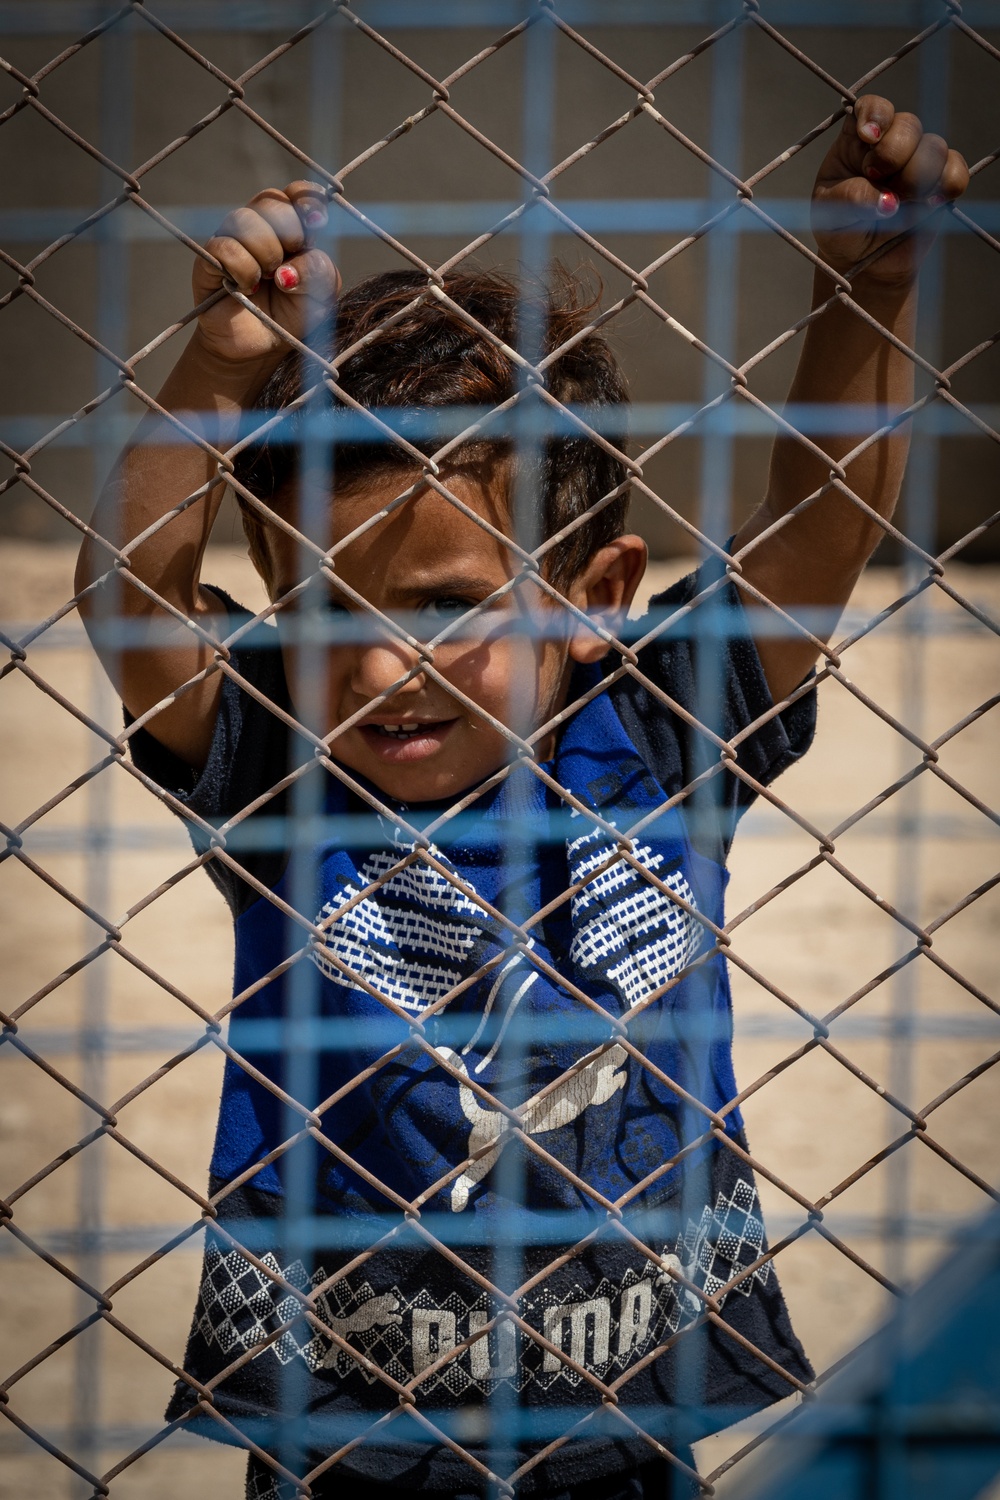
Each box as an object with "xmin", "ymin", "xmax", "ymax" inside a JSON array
[
  {"xmin": 318, "ymin": 1291, "xmax": 402, "ymax": 1367},
  {"xmin": 435, "ymin": 1045, "xmax": 628, "ymax": 1211}
]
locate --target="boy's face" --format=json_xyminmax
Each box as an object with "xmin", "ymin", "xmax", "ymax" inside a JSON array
[{"xmin": 267, "ymin": 469, "xmax": 644, "ymax": 805}]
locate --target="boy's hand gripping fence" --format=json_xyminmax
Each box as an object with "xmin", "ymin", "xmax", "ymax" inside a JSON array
[{"xmin": 1, "ymin": 4, "xmax": 998, "ymax": 1497}]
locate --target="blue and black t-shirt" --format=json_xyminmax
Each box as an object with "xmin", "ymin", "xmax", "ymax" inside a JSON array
[{"xmin": 128, "ymin": 559, "xmax": 816, "ymax": 1495}]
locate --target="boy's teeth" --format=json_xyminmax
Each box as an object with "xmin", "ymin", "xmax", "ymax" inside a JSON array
[{"xmin": 377, "ymin": 722, "xmax": 425, "ymax": 737}]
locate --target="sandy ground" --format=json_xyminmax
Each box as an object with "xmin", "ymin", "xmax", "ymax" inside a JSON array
[{"xmin": 2, "ymin": 540, "xmax": 998, "ymax": 1499}]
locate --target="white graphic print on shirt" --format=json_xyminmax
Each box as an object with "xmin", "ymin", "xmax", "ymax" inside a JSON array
[
  {"xmin": 435, "ymin": 1042, "xmax": 629, "ymax": 1212},
  {"xmin": 566, "ymin": 828, "xmax": 702, "ymax": 1010},
  {"xmin": 310, "ymin": 831, "xmax": 703, "ymax": 1023},
  {"xmin": 193, "ymin": 1178, "xmax": 770, "ymax": 1392},
  {"xmin": 308, "ymin": 830, "xmax": 705, "ymax": 1215},
  {"xmin": 311, "ymin": 847, "xmax": 487, "ymax": 1012}
]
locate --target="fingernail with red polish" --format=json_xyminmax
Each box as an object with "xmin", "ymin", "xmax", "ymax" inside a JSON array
[
  {"xmin": 274, "ymin": 264, "xmax": 300, "ymax": 290},
  {"xmin": 864, "ymin": 122, "xmax": 881, "ymax": 142},
  {"xmin": 928, "ymin": 192, "xmax": 945, "ymax": 208},
  {"xmin": 304, "ymin": 207, "xmax": 327, "ymax": 229},
  {"xmin": 876, "ymin": 191, "xmax": 899, "ymax": 218}
]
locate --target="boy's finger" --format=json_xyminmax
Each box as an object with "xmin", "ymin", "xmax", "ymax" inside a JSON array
[
  {"xmin": 861, "ymin": 110, "xmax": 923, "ymax": 182},
  {"xmin": 818, "ymin": 172, "xmax": 889, "ymax": 228},
  {"xmin": 285, "ymin": 179, "xmax": 330, "ymax": 231},
  {"xmin": 202, "ymin": 235, "xmax": 262, "ymax": 294},
  {"xmin": 246, "ymin": 189, "xmax": 306, "ymax": 257},
  {"xmin": 215, "ymin": 205, "xmax": 285, "ymax": 277},
  {"xmin": 894, "ymin": 132, "xmax": 949, "ymax": 200},
  {"xmin": 852, "ymin": 94, "xmax": 895, "ymax": 149},
  {"xmin": 935, "ymin": 148, "xmax": 970, "ymax": 203},
  {"xmin": 272, "ymin": 249, "xmax": 340, "ymax": 302}
]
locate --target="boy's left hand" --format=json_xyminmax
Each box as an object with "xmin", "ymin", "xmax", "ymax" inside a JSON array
[{"xmin": 812, "ymin": 93, "xmax": 969, "ymax": 291}]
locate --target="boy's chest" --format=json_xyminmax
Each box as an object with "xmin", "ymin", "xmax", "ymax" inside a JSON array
[{"xmin": 228, "ymin": 826, "xmax": 733, "ymax": 1215}]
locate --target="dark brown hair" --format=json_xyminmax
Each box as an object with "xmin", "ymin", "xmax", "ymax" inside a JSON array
[{"xmin": 232, "ymin": 265, "xmax": 631, "ymax": 591}]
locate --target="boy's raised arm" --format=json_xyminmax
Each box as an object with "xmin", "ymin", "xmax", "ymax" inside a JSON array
[
  {"xmin": 75, "ymin": 181, "xmax": 338, "ymax": 769},
  {"xmin": 732, "ymin": 94, "xmax": 969, "ymax": 705}
]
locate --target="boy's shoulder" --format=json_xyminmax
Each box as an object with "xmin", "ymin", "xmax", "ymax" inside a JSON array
[{"xmin": 607, "ymin": 558, "xmax": 817, "ymax": 858}]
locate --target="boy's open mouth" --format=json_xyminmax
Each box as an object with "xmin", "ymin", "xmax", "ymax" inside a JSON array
[
  {"xmin": 358, "ymin": 718, "xmax": 459, "ymax": 762},
  {"xmin": 373, "ymin": 722, "xmax": 430, "ymax": 739}
]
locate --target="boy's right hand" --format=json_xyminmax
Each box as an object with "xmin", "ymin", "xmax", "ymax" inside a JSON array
[{"xmin": 192, "ymin": 180, "xmax": 340, "ymax": 368}]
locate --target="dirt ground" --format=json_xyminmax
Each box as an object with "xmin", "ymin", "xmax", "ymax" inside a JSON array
[{"xmin": 2, "ymin": 541, "xmax": 998, "ymax": 1498}]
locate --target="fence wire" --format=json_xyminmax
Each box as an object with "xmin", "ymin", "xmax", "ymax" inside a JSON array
[{"xmin": 1, "ymin": 2, "xmax": 999, "ymax": 1498}]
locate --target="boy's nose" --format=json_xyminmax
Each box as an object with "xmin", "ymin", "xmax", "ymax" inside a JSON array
[{"xmin": 350, "ymin": 639, "xmax": 426, "ymax": 703}]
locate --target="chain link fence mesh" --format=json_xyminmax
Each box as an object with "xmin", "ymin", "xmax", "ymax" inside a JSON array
[{"xmin": 1, "ymin": 3, "xmax": 998, "ymax": 1497}]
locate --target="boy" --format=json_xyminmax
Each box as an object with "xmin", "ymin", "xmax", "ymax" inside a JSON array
[{"xmin": 77, "ymin": 97, "xmax": 965, "ymax": 1499}]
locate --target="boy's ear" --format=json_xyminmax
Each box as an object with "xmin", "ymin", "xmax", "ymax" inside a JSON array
[{"xmin": 565, "ymin": 535, "xmax": 648, "ymax": 664}]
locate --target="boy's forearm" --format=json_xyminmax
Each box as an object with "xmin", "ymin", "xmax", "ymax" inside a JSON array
[
  {"xmin": 75, "ymin": 332, "xmax": 284, "ymax": 765},
  {"xmin": 735, "ymin": 269, "xmax": 917, "ymax": 611},
  {"xmin": 76, "ymin": 332, "xmax": 278, "ymax": 618}
]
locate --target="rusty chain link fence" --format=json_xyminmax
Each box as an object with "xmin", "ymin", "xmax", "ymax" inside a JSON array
[{"xmin": 2, "ymin": 2, "xmax": 999, "ymax": 1497}]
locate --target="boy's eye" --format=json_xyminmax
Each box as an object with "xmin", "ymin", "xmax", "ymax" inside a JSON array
[{"xmin": 424, "ymin": 597, "xmax": 476, "ymax": 620}]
